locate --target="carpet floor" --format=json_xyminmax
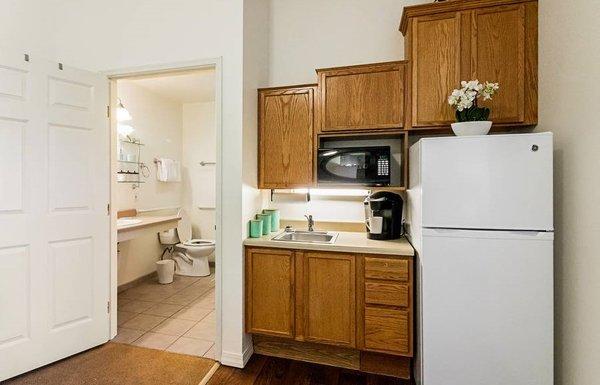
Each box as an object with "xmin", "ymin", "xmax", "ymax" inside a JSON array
[{"xmin": 4, "ymin": 342, "xmax": 215, "ymax": 385}]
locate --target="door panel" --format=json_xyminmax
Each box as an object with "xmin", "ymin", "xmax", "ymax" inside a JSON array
[
  {"xmin": 303, "ymin": 252, "xmax": 356, "ymax": 347},
  {"xmin": 0, "ymin": 119, "xmax": 24, "ymax": 212},
  {"xmin": 411, "ymin": 12, "xmax": 461, "ymax": 127},
  {"xmin": 471, "ymin": 5, "xmax": 525, "ymax": 123},
  {"xmin": 318, "ymin": 62, "xmax": 405, "ymax": 131},
  {"xmin": 0, "ymin": 49, "xmax": 109, "ymax": 381},
  {"xmin": 420, "ymin": 133, "xmax": 553, "ymax": 230},
  {"xmin": 245, "ymin": 248, "xmax": 295, "ymax": 338},
  {"xmin": 258, "ymin": 86, "xmax": 314, "ymax": 188},
  {"xmin": 0, "ymin": 245, "xmax": 30, "ymax": 346}
]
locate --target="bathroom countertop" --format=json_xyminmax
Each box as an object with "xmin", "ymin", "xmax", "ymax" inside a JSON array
[
  {"xmin": 117, "ymin": 215, "xmax": 181, "ymax": 243},
  {"xmin": 243, "ymin": 231, "xmax": 414, "ymax": 257},
  {"xmin": 117, "ymin": 215, "xmax": 181, "ymax": 232}
]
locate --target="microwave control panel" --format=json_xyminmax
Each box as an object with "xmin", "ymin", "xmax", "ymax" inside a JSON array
[{"xmin": 377, "ymin": 156, "xmax": 390, "ymax": 176}]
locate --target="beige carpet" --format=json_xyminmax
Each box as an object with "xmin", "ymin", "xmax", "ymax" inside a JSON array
[{"xmin": 5, "ymin": 342, "xmax": 215, "ymax": 385}]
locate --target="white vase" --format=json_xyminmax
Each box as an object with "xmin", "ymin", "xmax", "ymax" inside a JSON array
[{"xmin": 451, "ymin": 121, "xmax": 493, "ymax": 136}]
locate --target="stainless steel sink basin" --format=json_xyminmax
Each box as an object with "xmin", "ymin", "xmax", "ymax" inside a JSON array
[{"xmin": 271, "ymin": 230, "xmax": 338, "ymax": 244}]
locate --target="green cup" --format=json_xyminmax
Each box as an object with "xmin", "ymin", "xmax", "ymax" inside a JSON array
[
  {"xmin": 249, "ymin": 219, "xmax": 263, "ymax": 238},
  {"xmin": 256, "ymin": 213, "xmax": 271, "ymax": 235},
  {"xmin": 263, "ymin": 209, "xmax": 280, "ymax": 232}
]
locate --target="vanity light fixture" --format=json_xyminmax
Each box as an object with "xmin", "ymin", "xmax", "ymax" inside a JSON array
[{"xmin": 117, "ymin": 98, "xmax": 132, "ymax": 122}]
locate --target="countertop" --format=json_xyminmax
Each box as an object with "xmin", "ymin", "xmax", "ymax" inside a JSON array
[
  {"xmin": 243, "ymin": 231, "xmax": 414, "ymax": 257},
  {"xmin": 117, "ymin": 215, "xmax": 181, "ymax": 232}
]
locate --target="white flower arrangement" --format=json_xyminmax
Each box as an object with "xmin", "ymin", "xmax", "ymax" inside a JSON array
[{"xmin": 448, "ymin": 80, "xmax": 499, "ymax": 122}]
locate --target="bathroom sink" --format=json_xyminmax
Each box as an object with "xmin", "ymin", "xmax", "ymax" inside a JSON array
[
  {"xmin": 117, "ymin": 218, "xmax": 143, "ymax": 227},
  {"xmin": 272, "ymin": 230, "xmax": 338, "ymax": 244}
]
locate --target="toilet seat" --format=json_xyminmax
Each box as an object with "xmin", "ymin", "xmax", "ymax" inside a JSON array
[{"xmin": 182, "ymin": 239, "xmax": 215, "ymax": 247}]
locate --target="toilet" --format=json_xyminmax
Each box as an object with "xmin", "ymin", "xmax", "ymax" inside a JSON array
[{"xmin": 159, "ymin": 209, "xmax": 214, "ymax": 277}]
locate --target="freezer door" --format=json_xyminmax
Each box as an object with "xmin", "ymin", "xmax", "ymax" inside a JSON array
[
  {"xmin": 418, "ymin": 229, "xmax": 553, "ymax": 385},
  {"xmin": 419, "ymin": 133, "xmax": 553, "ymax": 230}
]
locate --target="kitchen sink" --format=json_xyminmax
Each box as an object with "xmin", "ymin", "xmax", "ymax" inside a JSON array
[{"xmin": 271, "ymin": 230, "xmax": 338, "ymax": 244}]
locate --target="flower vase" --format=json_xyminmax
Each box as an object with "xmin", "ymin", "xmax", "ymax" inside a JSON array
[{"xmin": 451, "ymin": 121, "xmax": 492, "ymax": 136}]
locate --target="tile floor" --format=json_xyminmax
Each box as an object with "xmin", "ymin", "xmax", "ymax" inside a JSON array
[{"xmin": 113, "ymin": 270, "xmax": 216, "ymax": 359}]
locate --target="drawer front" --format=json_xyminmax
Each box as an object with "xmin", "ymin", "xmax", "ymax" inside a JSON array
[
  {"xmin": 364, "ymin": 257, "xmax": 409, "ymax": 281},
  {"xmin": 364, "ymin": 307, "xmax": 410, "ymax": 355},
  {"xmin": 365, "ymin": 281, "xmax": 409, "ymax": 307}
]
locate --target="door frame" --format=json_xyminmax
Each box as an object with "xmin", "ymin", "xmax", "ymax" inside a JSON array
[{"xmin": 104, "ymin": 58, "xmax": 224, "ymax": 361}]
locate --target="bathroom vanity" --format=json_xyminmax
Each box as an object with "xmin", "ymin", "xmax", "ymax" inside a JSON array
[
  {"xmin": 116, "ymin": 214, "xmax": 181, "ymax": 242},
  {"xmin": 243, "ymin": 232, "xmax": 414, "ymax": 379}
]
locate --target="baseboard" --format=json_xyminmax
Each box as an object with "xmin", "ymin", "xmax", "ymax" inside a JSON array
[
  {"xmin": 117, "ymin": 271, "xmax": 157, "ymax": 293},
  {"xmin": 220, "ymin": 343, "xmax": 254, "ymax": 368}
]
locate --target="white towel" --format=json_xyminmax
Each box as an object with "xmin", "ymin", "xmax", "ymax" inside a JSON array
[{"xmin": 156, "ymin": 158, "xmax": 181, "ymax": 182}]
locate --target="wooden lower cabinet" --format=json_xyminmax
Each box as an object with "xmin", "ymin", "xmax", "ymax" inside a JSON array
[
  {"xmin": 245, "ymin": 248, "xmax": 295, "ymax": 338},
  {"xmin": 303, "ymin": 252, "xmax": 356, "ymax": 347},
  {"xmin": 245, "ymin": 247, "xmax": 414, "ymax": 379}
]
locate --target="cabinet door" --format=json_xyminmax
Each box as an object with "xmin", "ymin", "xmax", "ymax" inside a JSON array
[
  {"xmin": 410, "ymin": 12, "xmax": 461, "ymax": 127},
  {"xmin": 317, "ymin": 62, "xmax": 405, "ymax": 132},
  {"xmin": 258, "ymin": 86, "xmax": 315, "ymax": 189},
  {"xmin": 470, "ymin": 4, "xmax": 526, "ymax": 124},
  {"xmin": 245, "ymin": 248, "xmax": 295, "ymax": 338},
  {"xmin": 303, "ymin": 252, "xmax": 356, "ymax": 347}
]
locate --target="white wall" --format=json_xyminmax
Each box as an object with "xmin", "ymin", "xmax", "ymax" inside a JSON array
[
  {"xmin": 538, "ymin": 1, "xmax": 600, "ymax": 384},
  {"xmin": 0, "ymin": 0, "xmax": 248, "ymax": 367},
  {"xmin": 116, "ymin": 81, "xmax": 184, "ymax": 211},
  {"xmin": 115, "ymin": 81, "xmax": 183, "ymax": 286},
  {"xmin": 241, "ymin": 0, "xmax": 271, "ymax": 361},
  {"xmin": 268, "ymin": 0, "xmax": 422, "ymax": 86},
  {"xmin": 182, "ymin": 102, "xmax": 216, "ymax": 241}
]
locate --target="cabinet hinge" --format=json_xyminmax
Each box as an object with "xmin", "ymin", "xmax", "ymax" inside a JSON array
[
  {"xmin": 107, "ymin": 203, "xmax": 110, "ymax": 215},
  {"xmin": 107, "ymin": 105, "xmax": 110, "ymax": 118},
  {"xmin": 107, "ymin": 301, "xmax": 111, "ymax": 313}
]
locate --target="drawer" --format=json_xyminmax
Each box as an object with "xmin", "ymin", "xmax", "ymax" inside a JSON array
[
  {"xmin": 364, "ymin": 307, "xmax": 410, "ymax": 355},
  {"xmin": 365, "ymin": 281, "xmax": 409, "ymax": 307},
  {"xmin": 364, "ymin": 257, "xmax": 409, "ymax": 281}
]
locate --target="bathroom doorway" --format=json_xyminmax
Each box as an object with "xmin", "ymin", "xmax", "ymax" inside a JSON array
[{"xmin": 107, "ymin": 60, "xmax": 222, "ymax": 361}]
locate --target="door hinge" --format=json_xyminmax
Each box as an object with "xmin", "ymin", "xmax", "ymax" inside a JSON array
[
  {"xmin": 107, "ymin": 203, "xmax": 110, "ymax": 215},
  {"xmin": 107, "ymin": 105, "xmax": 110, "ymax": 118},
  {"xmin": 107, "ymin": 301, "xmax": 111, "ymax": 313}
]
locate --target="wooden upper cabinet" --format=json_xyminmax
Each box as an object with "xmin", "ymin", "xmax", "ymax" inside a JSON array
[
  {"xmin": 469, "ymin": 4, "xmax": 534, "ymax": 124},
  {"xmin": 303, "ymin": 252, "xmax": 356, "ymax": 347},
  {"xmin": 245, "ymin": 248, "xmax": 295, "ymax": 338},
  {"xmin": 316, "ymin": 62, "xmax": 406, "ymax": 132},
  {"xmin": 401, "ymin": 0, "xmax": 538, "ymax": 129},
  {"xmin": 408, "ymin": 12, "xmax": 462, "ymax": 127},
  {"xmin": 258, "ymin": 85, "xmax": 315, "ymax": 189}
]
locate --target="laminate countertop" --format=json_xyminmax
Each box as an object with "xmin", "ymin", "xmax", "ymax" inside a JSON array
[{"xmin": 243, "ymin": 231, "xmax": 414, "ymax": 257}]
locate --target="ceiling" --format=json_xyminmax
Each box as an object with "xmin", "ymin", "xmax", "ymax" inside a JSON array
[{"xmin": 124, "ymin": 68, "xmax": 216, "ymax": 103}]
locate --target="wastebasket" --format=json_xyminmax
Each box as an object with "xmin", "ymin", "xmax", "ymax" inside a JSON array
[{"xmin": 156, "ymin": 259, "xmax": 175, "ymax": 284}]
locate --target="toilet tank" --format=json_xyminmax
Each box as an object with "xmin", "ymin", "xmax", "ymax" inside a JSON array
[{"xmin": 159, "ymin": 229, "xmax": 179, "ymax": 245}]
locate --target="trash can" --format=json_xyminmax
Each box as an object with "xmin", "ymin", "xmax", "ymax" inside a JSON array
[{"xmin": 156, "ymin": 259, "xmax": 175, "ymax": 284}]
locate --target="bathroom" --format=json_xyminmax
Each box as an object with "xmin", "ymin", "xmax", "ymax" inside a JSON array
[{"xmin": 112, "ymin": 68, "xmax": 218, "ymax": 358}]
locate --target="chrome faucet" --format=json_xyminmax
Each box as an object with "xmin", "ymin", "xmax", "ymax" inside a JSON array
[{"xmin": 304, "ymin": 214, "xmax": 315, "ymax": 232}]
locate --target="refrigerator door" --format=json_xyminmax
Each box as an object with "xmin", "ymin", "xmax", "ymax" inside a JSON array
[
  {"xmin": 417, "ymin": 228, "xmax": 553, "ymax": 385},
  {"xmin": 419, "ymin": 133, "xmax": 553, "ymax": 231}
]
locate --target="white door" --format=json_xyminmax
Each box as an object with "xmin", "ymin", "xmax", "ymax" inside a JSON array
[
  {"xmin": 0, "ymin": 49, "xmax": 110, "ymax": 380},
  {"xmin": 418, "ymin": 133, "xmax": 553, "ymax": 231},
  {"xmin": 418, "ymin": 228, "xmax": 553, "ymax": 385}
]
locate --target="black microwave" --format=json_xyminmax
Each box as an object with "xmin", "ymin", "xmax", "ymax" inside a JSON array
[{"xmin": 317, "ymin": 146, "xmax": 391, "ymax": 186}]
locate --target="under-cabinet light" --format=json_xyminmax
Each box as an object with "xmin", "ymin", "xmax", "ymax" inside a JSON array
[{"xmin": 290, "ymin": 188, "xmax": 369, "ymax": 197}]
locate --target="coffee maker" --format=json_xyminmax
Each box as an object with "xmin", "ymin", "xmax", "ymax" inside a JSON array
[{"xmin": 363, "ymin": 191, "xmax": 404, "ymax": 240}]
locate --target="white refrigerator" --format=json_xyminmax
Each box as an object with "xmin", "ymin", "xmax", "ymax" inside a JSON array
[{"xmin": 407, "ymin": 133, "xmax": 553, "ymax": 385}]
